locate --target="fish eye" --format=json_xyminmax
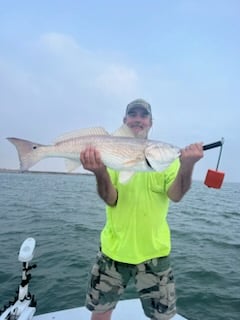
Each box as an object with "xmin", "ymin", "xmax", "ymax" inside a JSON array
[{"xmin": 33, "ymin": 145, "xmax": 37, "ymax": 150}]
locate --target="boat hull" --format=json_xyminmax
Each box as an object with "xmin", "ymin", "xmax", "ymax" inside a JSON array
[{"xmin": 33, "ymin": 298, "xmax": 187, "ymax": 319}]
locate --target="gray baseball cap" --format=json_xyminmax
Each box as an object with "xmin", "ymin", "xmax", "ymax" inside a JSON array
[{"xmin": 125, "ymin": 99, "xmax": 152, "ymax": 116}]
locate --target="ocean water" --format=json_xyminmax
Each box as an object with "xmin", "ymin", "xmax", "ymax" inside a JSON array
[{"xmin": 0, "ymin": 172, "xmax": 239, "ymax": 320}]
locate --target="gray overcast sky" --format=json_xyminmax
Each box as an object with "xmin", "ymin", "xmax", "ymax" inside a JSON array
[{"xmin": 0, "ymin": 0, "xmax": 239, "ymax": 182}]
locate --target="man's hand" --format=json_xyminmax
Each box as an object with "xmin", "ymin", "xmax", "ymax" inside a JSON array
[
  {"xmin": 80, "ymin": 146, "xmax": 106, "ymax": 174},
  {"xmin": 168, "ymin": 142, "xmax": 204, "ymax": 202},
  {"xmin": 180, "ymin": 143, "xmax": 204, "ymax": 170},
  {"xmin": 80, "ymin": 146, "xmax": 117, "ymax": 206}
]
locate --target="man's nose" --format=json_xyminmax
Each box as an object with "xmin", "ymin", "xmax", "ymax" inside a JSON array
[{"xmin": 133, "ymin": 114, "xmax": 143, "ymax": 121}]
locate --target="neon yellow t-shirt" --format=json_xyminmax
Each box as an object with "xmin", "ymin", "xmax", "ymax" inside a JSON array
[{"xmin": 100, "ymin": 159, "xmax": 180, "ymax": 264}]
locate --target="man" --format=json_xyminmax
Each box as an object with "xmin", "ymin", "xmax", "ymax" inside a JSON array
[{"xmin": 80, "ymin": 99, "xmax": 203, "ymax": 320}]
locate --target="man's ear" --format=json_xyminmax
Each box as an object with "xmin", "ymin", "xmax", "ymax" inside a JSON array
[{"xmin": 123, "ymin": 117, "xmax": 127, "ymax": 123}]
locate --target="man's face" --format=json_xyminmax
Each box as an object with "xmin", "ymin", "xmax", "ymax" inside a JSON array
[{"xmin": 123, "ymin": 107, "xmax": 152, "ymax": 138}]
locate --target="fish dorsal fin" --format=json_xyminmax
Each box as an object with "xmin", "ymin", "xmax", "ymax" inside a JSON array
[
  {"xmin": 119, "ymin": 171, "xmax": 135, "ymax": 184},
  {"xmin": 54, "ymin": 127, "xmax": 109, "ymax": 143},
  {"xmin": 112, "ymin": 124, "xmax": 135, "ymax": 138}
]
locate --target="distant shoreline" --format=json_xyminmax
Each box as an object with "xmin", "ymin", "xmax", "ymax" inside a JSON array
[
  {"xmin": 0, "ymin": 168, "xmax": 238, "ymax": 184},
  {"xmin": 0, "ymin": 168, "xmax": 93, "ymax": 176}
]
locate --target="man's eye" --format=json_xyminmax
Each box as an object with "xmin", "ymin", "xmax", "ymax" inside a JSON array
[{"xmin": 128, "ymin": 111, "xmax": 149, "ymax": 118}]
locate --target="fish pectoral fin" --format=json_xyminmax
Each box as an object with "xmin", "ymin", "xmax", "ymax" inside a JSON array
[
  {"xmin": 119, "ymin": 171, "xmax": 135, "ymax": 184},
  {"xmin": 123, "ymin": 155, "xmax": 144, "ymax": 167},
  {"xmin": 123, "ymin": 160, "xmax": 139, "ymax": 167},
  {"xmin": 65, "ymin": 159, "xmax": 81, "ymax": 172}
]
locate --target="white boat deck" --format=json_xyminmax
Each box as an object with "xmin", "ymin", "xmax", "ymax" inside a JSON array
[{"xmin": 33, "ymin": 299, "xmax": 187, "ymax": 320}]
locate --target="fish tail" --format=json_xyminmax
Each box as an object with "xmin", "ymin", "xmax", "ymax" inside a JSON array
[{"xmin": 7, "ymin": 137, "xmax": 46, "ymax": 171}]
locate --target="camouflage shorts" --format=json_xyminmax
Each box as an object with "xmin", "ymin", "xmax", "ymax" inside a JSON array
[{"xmin": 85, "ymin": 251, "xmax": 176, "ymax": 320}]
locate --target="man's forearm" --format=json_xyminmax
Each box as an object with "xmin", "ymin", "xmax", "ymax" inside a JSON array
[
  {"xmin": 95, "ymin": 169, "xmax": 118, "ymax": 206},
  {"xmin": 167, "ymin": 164, "xmax": 194, "ymax": 202}
]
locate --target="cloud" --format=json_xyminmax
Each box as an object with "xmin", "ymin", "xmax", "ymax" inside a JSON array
[
  {"xmin": 38, "ymin": 32, "xmax": 81, "ymax": 55},
  {"xmin": 0, "ymin": 30, "xmax": 239, "ymax": 181},
  {"xmin": 1, "ymin": 32, "xmax": 140, "ymax": 130},
  {"xmin": 36, "ymin": 33, "xmax": 139, "ymax": 98},
  {"xmin": 0, "ymin": 32, "xmax": 141, "ymax": 171},
  {"xmin": 95, "ymin": 64, "xmax": 138, "ymax": 97}
]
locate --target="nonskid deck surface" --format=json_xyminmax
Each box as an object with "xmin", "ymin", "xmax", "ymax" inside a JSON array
[{"xmin": 33, "ymin": 299, "xmax": 187, "ymax": 320}]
